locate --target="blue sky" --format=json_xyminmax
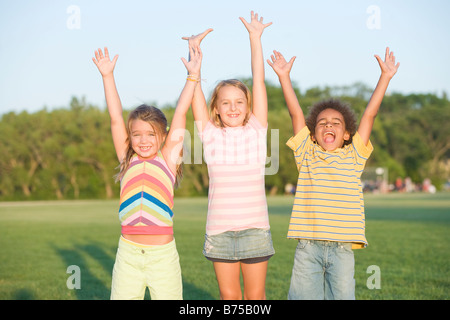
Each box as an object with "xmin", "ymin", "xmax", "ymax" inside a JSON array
[{"xmin": 0, "ymin": 0, "xmax": 449, "ymax": 114}]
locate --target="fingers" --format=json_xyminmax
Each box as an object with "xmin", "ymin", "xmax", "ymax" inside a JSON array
[
  {"xmin": 92, "ymin": 47, "xmax": 117, "ymax": 67},
  {"xmin": 270, "ymin": 50, "xmax": 285, "ymax": 63},
  {"xmin": 288, "ymin": 56, "xmax": 297, "ymax": 66},
  {"xmin": 268, "ymin": 50, "xmax": 296, "ymax": 69},
  {"xmin": 239, "ymin": 16, "xmax": 248, "ymax": 27},
  {"xmin": 182, "ymin": 28, "xmax": 213, "ymax": 44},
  {"xmin": 185, "ymin": 44, "xmax": 202, "ymax": 63},
  {"xmin": 200, "ymin": 28, "xmax": 213, "ymax": 38},
  {"xmin": 378, "ymin": 47, "xmax": 399, "ymax": 67},
  {"xmin": 104, "ymin": 47, "xmax": 109, "ymax": 58},
  {"xmin": 374, "ymin": 54, "xmax": 383, "ymax": 66},
  {"xmin": 240, "ymin": 11, "xmax": 272, "ymax": 29},
  {"xmin": 93, "ymin": 47, "xmax": 105, "ymax": 62},
  {"xmin": 181, "ymin": 57, "xmax": 188, "ymax": 68}
]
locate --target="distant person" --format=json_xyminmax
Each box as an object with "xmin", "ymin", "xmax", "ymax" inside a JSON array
[
  {"xmin": 268, "ymin": 47, "xmax": 399, "ymax": 299},
  {"xmin": 92, "ymin": 45, "xmax": 202, "ymax": 299},
  {"xmin": 182, "ymin": 11, "xmax": 275, "ymax": 299}
]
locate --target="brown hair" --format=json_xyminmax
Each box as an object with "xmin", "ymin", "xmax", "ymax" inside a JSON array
[
  {"xmin": 208, "ymin": 79, "xmax": 252, "ymax": 128},
  {"xmin": 115, "ymin": 104, "xmax": 183, "ymax": 188},
  {"xmin": 305, "ymin": 98, "xmax": 357, "ymax": 146}
]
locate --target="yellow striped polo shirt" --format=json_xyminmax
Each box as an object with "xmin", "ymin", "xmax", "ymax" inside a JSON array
[{"xmin": 286, "ymin": 126, "xmax": 373, "ymax": 249}]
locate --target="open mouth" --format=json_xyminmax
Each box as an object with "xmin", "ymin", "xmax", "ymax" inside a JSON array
[
  {"xmin": 324, "ymin": 131, "xmax": 335, "ymax": 143},
  {"xmin": 227, "ymin": 113, "xmax": 241, "ymax": 118}
]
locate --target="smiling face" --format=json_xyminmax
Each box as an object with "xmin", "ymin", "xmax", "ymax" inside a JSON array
[
  {"xmin": 215, "ymin": 85, "xmax": 249, "ymax": 128},
  {"xmin": 312, "ymin": 108, "xmax": 350, "ymax": 151},
  {"xmin": 130, "ymin": 119, "xmax": 161, "ymax": 159}
]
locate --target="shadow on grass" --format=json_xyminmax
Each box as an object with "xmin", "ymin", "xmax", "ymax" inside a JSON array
[
  {"xmin": 54, "ymin": 244, "xmax": 113, "ymax": 300},
  {"xmin": 54, "ymin": 243, "xmax": 215, "ymax": 300}
]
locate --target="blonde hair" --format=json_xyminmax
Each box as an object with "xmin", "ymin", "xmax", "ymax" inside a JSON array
[
  {"xmin": 209, "ymin": 79, "xmax": 252, "ymax": 128},
  {"xmin": 115, "ymin": 104, "xmax": 183, "ymax": 188}
]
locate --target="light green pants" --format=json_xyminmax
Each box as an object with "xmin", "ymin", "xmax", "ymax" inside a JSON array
[{"xmin": 110, "ymin": 236, "xmax": 182, "ymax": 300}]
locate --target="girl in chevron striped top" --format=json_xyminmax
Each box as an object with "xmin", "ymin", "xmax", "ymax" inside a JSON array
[
  {"xmin": 92, "ymin": 44, "xmax": 202, "ymax": 300},
  {"xmin": 268, "ymin": 48, "xmax": 399, "ymax": 299},
  {"xmin": 183, "ymin": 11, "xmax": 275, "ymax": 300}
]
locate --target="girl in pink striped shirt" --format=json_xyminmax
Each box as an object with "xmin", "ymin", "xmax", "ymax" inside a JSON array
[{"xmin": 183, "ymin": 11, "xmax": 275, "ymax": 300}]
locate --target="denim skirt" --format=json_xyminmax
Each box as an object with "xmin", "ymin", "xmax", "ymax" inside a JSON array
[{"xmin": 203, "ymin": 228, "xmax": 275, "ymax": 263}]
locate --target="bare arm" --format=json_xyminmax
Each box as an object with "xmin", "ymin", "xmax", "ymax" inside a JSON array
[
  {"xmin": 268, "ymin": 50, "xmax": 305, "ymax": 135},
  {"xmin": 162, "ymin": 45, "xmax": 203, "ymax": 173},
  {"xmin": 239, "ymin": 11, "xmax": 272, "ymax": 126},
  {"xmin": 182, "ymin": 28, "xmax": 213, "ymax": 133},
  {"xmin": 358, "ymin": 47, "xmax": 400, "ymax": 145},
  {"xmin": 92, "ymin": 47, "xmax": 127, "ymax": 162}
]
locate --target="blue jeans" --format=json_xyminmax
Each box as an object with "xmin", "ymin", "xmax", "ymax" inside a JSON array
[{"xmin": 288, "ymin": 239, "xmax": 355, "ymax": 300}]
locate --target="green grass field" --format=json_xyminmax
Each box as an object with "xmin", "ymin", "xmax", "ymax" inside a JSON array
[{"xmin": 0, "ymin": 193, "xmax": 449, "ymax": 300}]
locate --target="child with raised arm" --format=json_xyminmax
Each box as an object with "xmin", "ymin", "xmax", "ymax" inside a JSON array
[
  {"xmin": 268, "ymin": 48, "xmax": 399, "ymax": 299},
  {"xmin": 183, "ymin": 11, "xmax": 274, "ymax": 300},
  {"xmin": 92, "ymin": 45, "xmax": 202, "ymax": 300}
]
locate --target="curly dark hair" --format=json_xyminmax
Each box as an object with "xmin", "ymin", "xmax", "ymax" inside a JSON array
[{"xmin": 305, "ymin": 99, "xmax": 357, "ymax": 146}]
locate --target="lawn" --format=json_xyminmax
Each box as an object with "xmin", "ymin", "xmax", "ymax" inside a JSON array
[{"xmin": 0, "ymin": 193, "xmax": 448, "ymax": 300}]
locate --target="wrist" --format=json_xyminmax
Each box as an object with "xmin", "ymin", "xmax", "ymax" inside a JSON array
[
  {"xmin": 277, "ymin": 73, "xmax": 291, "ymax": 82},
  {"xmin": 187, "ymin": 74, "xmax": 201, "ymax": 82},
  {"xmin": 249, "ymin": 32, "xmax": 263, "ymax": 40},
  {"xmin": 102, "ymin": 73, "xmax": 114, "ymax": 80},
  {"xmin": 379, "ymin": 73, "xmax": 393, "ymax": 82}
]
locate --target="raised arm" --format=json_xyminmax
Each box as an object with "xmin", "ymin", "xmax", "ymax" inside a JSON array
[
  {"xmin": 358, "ymin": 47, "xmax": 400, "ymax": 145},
  {"xmin": 182, "ymin": 28, "xmax": 213, "ymax": 133},
  {"xmin": 92, "ymin": 47, "xmax": 127, "ymax": 162},
  {"xmin": 268, "ymin": 50, "xmax": 305, "ymax": 135},
  {"xmin": 239, "ymin": 11, "xmax": 272, "ymax": 127},
  {"xmin": 162, "ymin": 44, "xmax": 203, "ymax": 173}
]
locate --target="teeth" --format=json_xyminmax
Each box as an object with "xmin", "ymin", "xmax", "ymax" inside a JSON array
[{"xmin": 325, "ymin": 131, "xmax": 335, "ymax": 136}]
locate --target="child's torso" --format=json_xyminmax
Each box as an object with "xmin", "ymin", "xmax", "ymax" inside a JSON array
[{"xmin": 119, "ymin": 153, "xmax": 175, "ymax": 236}]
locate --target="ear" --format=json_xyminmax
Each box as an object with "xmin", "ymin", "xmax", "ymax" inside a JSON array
[
  {"xmin": 343, "ymin": 131, "xmax": 350, "ymax": 141},
  {"xmin": 311, "ymin": 134, "xmax": 317, "ymax": 142}
]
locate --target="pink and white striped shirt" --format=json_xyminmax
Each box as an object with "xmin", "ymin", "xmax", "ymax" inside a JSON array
[{"xmin": 200, "ymin": 115, "xmax": 270, "ymax": 235}]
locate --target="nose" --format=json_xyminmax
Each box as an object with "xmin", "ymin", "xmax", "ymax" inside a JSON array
[
  {"xmin": 230, "ymin": 103, "xmax": 237, "ymax": 111},
  {"xmin": 140, "ymin": 135, "xmax": 149, "ymax": 143}
]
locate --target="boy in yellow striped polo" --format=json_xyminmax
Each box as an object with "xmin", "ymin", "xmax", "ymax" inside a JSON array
[{"xmin": 268, "ymin": 48, "xmax": 399, "ymax": 299}]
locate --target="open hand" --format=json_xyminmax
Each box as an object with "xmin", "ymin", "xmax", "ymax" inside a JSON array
[
  {"xmin": 267, "ymin": 50, "xmax": 296, "ymax": 77},
  {"xmin": 239, "ymin": 11, "xmax": 272, "ymax": 36},
  {"xmin": 181, "ymin": 45, "xmax": 202, "ymax": 77},
  {"xmin": 92, "ymin": 47, "xmax": 118, "ymax": 77},
  {"xmin": 375, "ymin": 47, "xmax": 400, "ymax": 79}
]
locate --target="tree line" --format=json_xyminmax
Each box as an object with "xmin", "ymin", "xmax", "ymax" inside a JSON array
[{"xmin": 1, "ymin": 81, "xmax": 449, "ymax": 201}]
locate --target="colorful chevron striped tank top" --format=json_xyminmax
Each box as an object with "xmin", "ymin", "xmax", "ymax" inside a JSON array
[{"xmin": 119, "ymin": 152, "xmax": 175, "ymax": 235}]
